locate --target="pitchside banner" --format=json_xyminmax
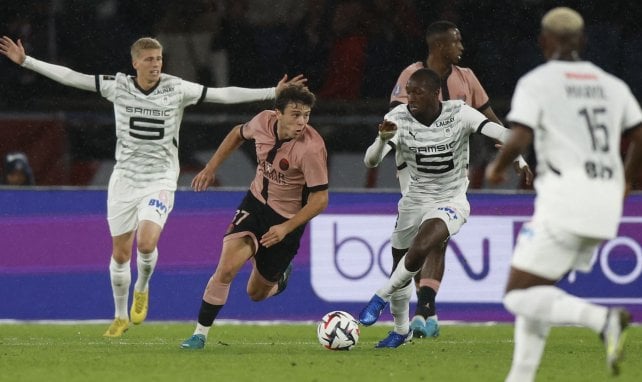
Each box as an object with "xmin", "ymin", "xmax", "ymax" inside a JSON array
[
  {"xmin": 1, "ymin": 190, "xmax": 641, "ymax": 321},
  {"xmin": 310, "ymin": 215, "xmax": 642, "ymax": 305}
]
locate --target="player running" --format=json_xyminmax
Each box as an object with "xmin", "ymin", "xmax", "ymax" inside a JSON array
[
  {"xmin": 0, "ymin": 36, "xmax": 305, "ymax": 337},
  {"xmin": 486, "ymin": 7, "xmax": 642, "ymax": 380},
  {"xmin": 180, "ymin": 84, "xmax": 328, "ymax": 349},
  {"xmin": 358, "ymin": 68, "xmax": 530, "ymax": 348}
]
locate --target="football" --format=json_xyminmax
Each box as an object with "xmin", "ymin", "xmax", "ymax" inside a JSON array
[{"xmin": 316, "ymin": 311, "xmax": 360, "ymax": 350}]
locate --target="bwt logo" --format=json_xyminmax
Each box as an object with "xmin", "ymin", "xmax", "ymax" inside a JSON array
[
  {"xmin": 310, "ymin": 215, "xmax": 511, "ymax": 303},
  {"xmin": 148, "ymin": 199, "xmax": 168, "ymax": 214}
]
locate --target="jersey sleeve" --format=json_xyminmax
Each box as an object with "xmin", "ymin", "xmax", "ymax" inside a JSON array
[
  {"xmin": 506, "ymin": 76, "xmax": 540, "ymax": 130},
  {"xmin": 97, "ymin": 74, "xmax": 119, "ymax": 102},
  {"xmin": 301, "ymin": 140, "xmax": 329, "ymax": 189},
  {"xmin": 461, "ymin": 104, "xmax": 489, "ymax": 134},
  {"xmin": 181, "ymin": 79, "xmax": 207, "ymax": 107},
  {"xmin": 463, "ymin": 69, "xmax": 490, "ymax": 110},
  {"xmin": 203, "ymin": 86, "xmax": 275, "ymax": 104},
  {"xmin": 22, "ymin": 56, "xmax": 96, "ymax": 92},
  {"xmin": 240, "ymin": 110, "xmax": 271, "ymax": 141}
]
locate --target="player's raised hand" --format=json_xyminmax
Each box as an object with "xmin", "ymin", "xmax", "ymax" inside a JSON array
[
  {"xmin": 0, "ymin": 36, "xmax": 26, "ymax": 65},
  {"xmin": 275, "ymin": 74, "xmax": 307, "ymax": 95},
  {"xmin": 191, "ymin": 167, "xmax": 216, "ymax": 192},
  {"xmin": 378, "ymin": 120, "xmax": 397, "ymax": 141}
]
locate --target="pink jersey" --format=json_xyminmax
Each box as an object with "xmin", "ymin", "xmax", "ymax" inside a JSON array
[
  {"xmin": 241, "ymin": 110, "xmax": 329, "ymax": 218},
  {"xmin": 390, "ymin": 62, "xmax": 490, "ymax": 110}
]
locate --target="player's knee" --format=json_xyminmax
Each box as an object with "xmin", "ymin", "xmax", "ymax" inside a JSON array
[
  {"xmin": 136, "ymin": 239, "xmax": 156, "ymax": 255},
  {"xmin": 246, "ymin": 286, "xmax": 269, "ymax": 302},
  {"xmin": 111, "ymin": 249, "xmax": 132, "ymax": 264}
]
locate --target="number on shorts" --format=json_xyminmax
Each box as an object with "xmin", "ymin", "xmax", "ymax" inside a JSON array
[{"xmin": 232, "ymin": 209, "xmax": 250, "ymax": 226}]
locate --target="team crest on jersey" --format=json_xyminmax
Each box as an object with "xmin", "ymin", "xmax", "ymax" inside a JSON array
[
  {"xmin": 443, "ymin": 127, "xmax": 453, "ymax": 137},
  {"xmin": 162, "ymin": 96, "xmax": 170, "ymax": 105},
  {"xmin": 279, "ymin": 158, "xmax": 290, "ymax": 171}
]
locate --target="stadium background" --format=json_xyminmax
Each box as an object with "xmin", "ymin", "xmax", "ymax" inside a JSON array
[{"xmin": 1, "ymin": 0, "xmax": 641, "ymax": 322}]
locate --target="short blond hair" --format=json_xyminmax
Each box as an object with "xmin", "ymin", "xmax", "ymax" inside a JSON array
[
  {"xmin": 130, "ymin": 37, "xmax": 163, "ymax": 60},
  {"xmin": 541, "ymin": 7, "xmax": 584, "ymax": 34}
]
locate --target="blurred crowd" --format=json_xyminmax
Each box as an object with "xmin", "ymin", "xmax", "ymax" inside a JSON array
[
  {"xmin": 2, "ymin": 0, "xmax": 641, "ymax": 106},
  {"xmin": 1, "ymin": 0, "xmax": 642, "ymax": 189}
]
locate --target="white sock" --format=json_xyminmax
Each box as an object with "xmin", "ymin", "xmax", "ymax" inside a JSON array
[
  {"xmin": 109, "ymin": 258, "xmax": 131, "ymax": 319},
  {"xmin": 134, "ymin": 248, "xmax": 158, "ymax": 293},
  {"xmin": 194, "ymin": 323, "xmax": 211, "ymax": 337},
  {"xmin": 505, "ymin": 316, "xmax": 550, "ymax": 382},
  {"xmin": 377, "ymin": 255, "xmax": 419, "ymax": 300},
  {"xmin": 504, "ymin": 285, "xmax": 608, "ymax": 333},
  {"xmin": 390, "ymin": 281, "xmax": 413, "ymax": 334}
]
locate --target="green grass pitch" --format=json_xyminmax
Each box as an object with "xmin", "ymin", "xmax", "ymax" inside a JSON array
[{"xmin": 0, "ymin": 322, "xmax": 640, "ymax": 381}]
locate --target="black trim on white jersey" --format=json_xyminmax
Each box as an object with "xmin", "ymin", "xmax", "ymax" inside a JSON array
[
  {"xmin": 197, "ymin": 86, "xmax": 207, "ymax": 105},
  {"xmin": 475, "ymin": 119, "xmax": 491, "ymax": 134},
  {"xmin": 172, "ymin": 138, "xmax": 178, "ymax": 148},
  {"xmin": 95, "ymin": 75, "xmax": 101, "ymax": 96},
  {"xmin": 132, "ymin": 76, "xmax": 161, "ymax": 95},
  {"xmin": 397, "ymin": 162, "xmax": 408, "ymax": 171},
  {"xmin": 386, "ymin": 141, "xmax": 396, "ymax": 150},
  {"xmin": 547, "ymin": 161, "xmax": 561, "ymax": 176}
]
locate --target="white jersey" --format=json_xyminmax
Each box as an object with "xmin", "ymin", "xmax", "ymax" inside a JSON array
[
  {"xmin": 386, "ymin": 101, "xmax": 488, "ymax": 203},
  {"xmin": 98, "ymin": 73, "xmax": 204, "ymax": 190},
  {"xmin": 508, "ymin": 60, "xmax": 642, "ymax": 238}
]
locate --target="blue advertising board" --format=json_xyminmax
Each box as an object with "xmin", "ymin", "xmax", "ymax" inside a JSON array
[{"xmin": 1, "ymin": 190, "xmax": 640, "ymax": 322}]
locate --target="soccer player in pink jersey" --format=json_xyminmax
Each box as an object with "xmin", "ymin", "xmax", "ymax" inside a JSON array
[{"xmin": 181, "ymin": 84, "xmax": 328, "ymax": 349}]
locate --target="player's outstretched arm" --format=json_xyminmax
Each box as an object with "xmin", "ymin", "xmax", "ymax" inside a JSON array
[
  {"xmin": 191, "ymin": 124, "xmax": 245, "ymax": 191},
  {"xmin": 275, "ymin": 74, "xmax": 307, "ymax": 95},
  {"xmin": 0, "ymin": 36, "xmax": 95, "ymax": 91},
  {"xmin": 0, "ymin": 36, "xmax": 26, "ymax": 65},
  {"xmin": 202, "ymin": 74, "xmax": 308, "ymax": 104}
]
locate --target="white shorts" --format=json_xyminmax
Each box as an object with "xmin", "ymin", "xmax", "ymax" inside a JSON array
[
  {"xmin": 107, "ymin": 175, "xmax": 175, "ymax": 237},
  {"xmin": 391, "ymin": 194, "xmax": 470, "ymax": 249},
  {"xmin": 511, "ymin": 219, "xmax": 602, "ymax": 280}
]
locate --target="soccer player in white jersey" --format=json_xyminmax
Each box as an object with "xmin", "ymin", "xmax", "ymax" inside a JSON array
[
  {"xmin": 0, "ymin": 36, "xmax": 305, "ymax": 337},
  {"xmin": 357, "ymin": 68, "xmax": 531, "ymax": 348},
  {"xmin": 485, "ymin": 7, "xmax": 642, "ymax": 381}
]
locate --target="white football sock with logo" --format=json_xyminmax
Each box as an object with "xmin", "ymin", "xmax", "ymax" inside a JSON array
[
  {"xmin": 134, "ymin": 248, "xmax": 158, "ymax": 293},
  {"xmin": 109, "ymin": 257, "xmax": 131, "ymax": 319}
]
